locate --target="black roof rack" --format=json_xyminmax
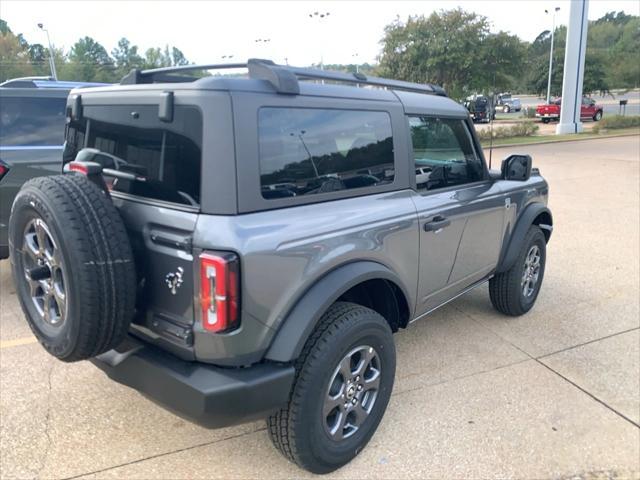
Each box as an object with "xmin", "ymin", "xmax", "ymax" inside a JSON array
[{"xmin": 120, "ymin": 59, "xmax": 447, "ymax": 97}]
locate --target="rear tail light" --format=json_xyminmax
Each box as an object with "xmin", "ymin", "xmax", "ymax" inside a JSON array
[
  {"xmin": 199, "ymin": 252, "xmax": 240, "ymax": 333},
  {"xmin": 0, "ymin": 160, "xmax": 9, "ymax": 181}
]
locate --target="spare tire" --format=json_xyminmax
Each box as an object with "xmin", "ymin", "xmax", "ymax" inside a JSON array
[{"xmin": 9, "ymin": 174, "xmax": 136, "ymax": 362}]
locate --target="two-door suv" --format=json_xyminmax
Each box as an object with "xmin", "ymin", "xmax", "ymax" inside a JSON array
[{"xmin": 8, "ymin": 59, "xmax": 552, "ymax": 473}]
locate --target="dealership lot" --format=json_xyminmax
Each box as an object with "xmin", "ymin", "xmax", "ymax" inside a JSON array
[{"xmin": 1, "ymin": 136, "xmax": 638, "ymax": 479}]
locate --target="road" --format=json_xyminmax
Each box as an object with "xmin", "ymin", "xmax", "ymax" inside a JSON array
[{"xmin": 1, "ymin": 136, "xmax": 639, "ymax": 479}]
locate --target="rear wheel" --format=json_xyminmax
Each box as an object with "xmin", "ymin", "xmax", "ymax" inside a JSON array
[
  {"xmin": 267, "ymin": 302, "xmax": 395, "ymax": 474},
  {"xmin": 489, "ymin": 226, "xmax": 546, "ymax": 316},
  {"xmin": 9, "ymin": 174, "xmax": 136, "ymax": 361},
  {"xmin": 541, "ymin": 118, "xmax": 550, "ymax": 124}
]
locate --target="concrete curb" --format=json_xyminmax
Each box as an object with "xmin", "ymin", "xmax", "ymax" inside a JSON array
[{"xmin": 482, "ymin": 132, "xmax": 639, "ymax": 150}]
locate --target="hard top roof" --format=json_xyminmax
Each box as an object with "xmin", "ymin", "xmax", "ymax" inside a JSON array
[{"xmin": 70, "ymin": 59, "xmax": 467, "ymax": 116}]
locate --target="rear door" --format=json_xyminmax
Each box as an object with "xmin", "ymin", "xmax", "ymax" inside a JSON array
[
  {"xmin": 0, "ymin": 90, "xmax": 67, "ymax": 247},
  {"xmin": 407, "ymin": 115, "xmax": 504, "ymax": 315},
  {"xmin": 63, "ymin": 98, "xmax": 204, "ymax": 355}
]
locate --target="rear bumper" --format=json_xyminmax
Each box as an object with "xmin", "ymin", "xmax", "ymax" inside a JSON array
[
  {"xmin": 535, "ymin": 113, "xmax": 559, "ymax": 118},
  {"xmin": 91, "ymin": 336, "xmax": 295, "ymax": 429}
]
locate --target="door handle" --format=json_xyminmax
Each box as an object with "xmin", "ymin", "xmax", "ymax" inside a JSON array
[{"xmin": 424, "ymin": 215, "xmax": 451, "ymax": 233}]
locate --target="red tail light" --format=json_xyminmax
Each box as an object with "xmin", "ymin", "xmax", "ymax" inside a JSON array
[
  {"xmin": 199, "ymin": 252, "xmax": 240, "ymax": 333},
  {"xmin": 0, "ymin": 160, "xmax": 9, "ymax": 181}
]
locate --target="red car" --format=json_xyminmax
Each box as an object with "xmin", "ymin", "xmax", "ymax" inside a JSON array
[{"xmin": 535, "ymin": 96, "xmax": 603, "ymax": 123}]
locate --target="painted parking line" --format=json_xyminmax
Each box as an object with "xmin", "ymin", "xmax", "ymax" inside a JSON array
[{"xmin": 0, "ymin": 337, "xmax": 37, "ymax": 349}]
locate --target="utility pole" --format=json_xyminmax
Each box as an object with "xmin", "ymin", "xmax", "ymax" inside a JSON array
[
  {"xmin": 37, "ymin": 23, "xmax": 58, "ymax": 80},
  {"xmin": 545, "ymin": 7, "xmax": 560, "ymax": 104}
]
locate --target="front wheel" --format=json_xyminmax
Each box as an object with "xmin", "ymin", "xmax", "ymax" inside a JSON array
[
  {"xmin": 593, "ymin": 111, "xmax": 603, "ymax": 121},
  {"xmin": 503, "ymin": 105, "xmax": 511, "ymax": 113},
  {"xmin": 267, "ymin": 302, "xmax": 395, "ymax": 474},
  {"xmin": 489, "ymin": 226, "xmax": 546, "ymax": 316}
]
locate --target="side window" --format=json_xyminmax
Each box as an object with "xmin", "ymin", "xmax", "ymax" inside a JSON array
[
  {"xmin": 408, "ymin": 116, "xmax": 484, "ymax": 191},
  {"xmin": 0, "ymin": 96, "xmax": 66, "ymax": 146},
  {"xmin": 258, "ymin": 108, "xmax": 394, "ymax": 199}
]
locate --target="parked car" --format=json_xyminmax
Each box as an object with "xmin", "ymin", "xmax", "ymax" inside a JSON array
[
  {"xmin": 464, "ymin": 95, "xmax": 495, "ymax": 123},
  {"xmin": 8, "ymin": 60, "xmax": 552, "ymax": 474},
  {"xmin": 0, "ymin": 77, "xmax": 106, "ymax": 258},
  {"xmin": 496, "ymin": 93, "xmax": 522, "ymax": 113},
  {"xmin": 535, "ymin": 96, "xmax": 603, "ymax": 123},
  {"xmin": 415, "ymin": 166, "xmax": 432, "ymax": 185}
]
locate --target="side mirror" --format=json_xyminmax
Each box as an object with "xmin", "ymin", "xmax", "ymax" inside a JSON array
[{"xmin": 501, "ymin": 154, "xmax": 532, "ymax": 181}]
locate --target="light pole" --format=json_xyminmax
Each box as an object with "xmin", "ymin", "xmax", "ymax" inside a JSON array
[
  {"xmin": 545, "ymin": 7, "xmax": 560, "ymax": 104},
  {"xmin": 37, "ymin": 23, "xmax": 57, "ymax": 80},
  {"xmin": 308, "ymin": 11, "xmax": 330, "ymax": 69},
  {"xmin": 352, "ymin": 53, "xmax": 359, "ymax": 74}
]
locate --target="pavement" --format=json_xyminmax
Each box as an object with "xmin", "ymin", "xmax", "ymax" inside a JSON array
[{"xmin": 1, "ymin": 136, "xmax": 639, "ymax": 480}]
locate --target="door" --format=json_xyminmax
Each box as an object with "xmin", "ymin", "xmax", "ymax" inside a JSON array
[
  {"xmin": 581, "ymin": 97, "xmax": 596, "ymax": 119},
  {"xmin": 0, "ymin": 92, "xmax": 67, "ymax": 248},
  {"xmin": 63, "ymin": 101, "xmax": 204, "ymax": 345},
  {"xmin": 407, "ymin": 115, "xmax": 505, "ymax": 316}
]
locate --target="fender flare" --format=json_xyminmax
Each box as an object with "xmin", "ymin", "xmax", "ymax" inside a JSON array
[
  {"xmin": 496, "ymin": 203, "xmax": 553, "ymax": 273},
  {"xmin": 264, "ymin": 261, "xmax": 411, "ymax": 363}
]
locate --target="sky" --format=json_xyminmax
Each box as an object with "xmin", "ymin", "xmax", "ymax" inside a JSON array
[{"xmin": 2, "ymin": 0, "xmax": 639, "ymax": 66}]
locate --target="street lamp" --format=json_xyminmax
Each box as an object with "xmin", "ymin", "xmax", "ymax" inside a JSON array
[
  {"xmin": 352, "ymin": 53, "xmax": 359, "ymax": 74},
  {"xmin": 308, "ymin": 11, "xmax": 330, "ymax": 69},
  {"xmin": 545, "ymin": 7, "xmax": 560, "ymax": 104},
  {"xmin": 37, "ymin": 23, "xmax": 58, "ymax": 80},
  {"xmin": 254, "ymin": 38, "xmax": 271, "ymax": 59}
]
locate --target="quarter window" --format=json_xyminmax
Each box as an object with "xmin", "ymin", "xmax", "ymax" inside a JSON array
[
  {"xmin": 258, "ymin": 108, "xmax": 394, "ymax": 199},
  {"xmin": 408, "ymin": 116, "xmax": 484, "ymax": 191}
]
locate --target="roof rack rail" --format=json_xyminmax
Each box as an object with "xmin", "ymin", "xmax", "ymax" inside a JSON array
[
  {"xmin": 0, "ymin": 76, "xmax": 55, "ymax": 88},
  {"xmin": 119, "ymin": 59, "xmax": 447, "ymax": 97}
]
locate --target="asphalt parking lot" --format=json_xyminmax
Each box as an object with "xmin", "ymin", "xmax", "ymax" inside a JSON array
[{"xmin": 1, "ymin": 135, "xmax": 639, "ymax": 480}]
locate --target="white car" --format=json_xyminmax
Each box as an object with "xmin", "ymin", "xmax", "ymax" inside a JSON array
[{"xmin": 415, "ymin": 167, "xmax": 432, "ymax": 185}]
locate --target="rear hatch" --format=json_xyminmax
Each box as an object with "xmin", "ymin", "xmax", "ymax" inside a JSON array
[{"xmin": 63, "ymin": 99, "xmax": 203, "ymax": 359}]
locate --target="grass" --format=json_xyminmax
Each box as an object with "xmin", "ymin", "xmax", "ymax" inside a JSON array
[{"xmin": 480, "ymin": 127, "xmax": 639, "ymax": 148}]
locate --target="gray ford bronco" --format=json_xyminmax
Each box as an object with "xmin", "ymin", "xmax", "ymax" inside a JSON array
[{"xmin": 8, "ymin": 59, "xmax": 552, "ymax": 473}]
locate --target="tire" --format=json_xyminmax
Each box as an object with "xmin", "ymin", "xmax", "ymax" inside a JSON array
[
  {"xmin": 503, "ymin": 105, "xmax": 510, "ymax": 113},
  {"xmin": 489, "ymin": 226, "xmax": 546, "ymax": 316},
  {"xmin": 267, "ymin": 302, "xmax": 395, "ymax": 474},
  {"xmin": 8, "ymin": 174, "xmax": 136, "ymax": 362},
  {"xmin": 541, "ymin": 118, "xmax": 550, "ymax": 124},
  {"xmin": 593, "ymin": 111, "xmax": 602, "ymax": 121}
]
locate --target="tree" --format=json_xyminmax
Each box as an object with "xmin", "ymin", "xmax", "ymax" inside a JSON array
[
  {"xmin": 111, "ymin": 37, "xmax": 143, "ymax": 78},
  {"xmin": 143, "ymin": 45, "xmax": 191, "ymax": 69},
  {"xmin": 0, "ymin": 26, "xmax": 34, "ymax": 81},
  {"xmin": 378, "ymin": 9, "xmax": 525, "ymax": 99},
  {"xmin": 67, "ymin": 36, "xmax": 115, "ymax": 82}
]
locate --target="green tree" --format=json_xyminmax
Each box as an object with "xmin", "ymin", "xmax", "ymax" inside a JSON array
[
  {"xmin": 67, "ymin": 36, "xmax": 115, "ymax": 82},
  {"xmin": 378, "ymin": 9, "xmax": 525, "ymax": 99},
  {"xmin": 111, "ymin": 37, "xmax": 143, "ymax": 78},
  {"xmin": 143, "ymin": 45, "xmax": 191, "ymax": 69},
  {"xmin": 0, "ymin": 24, "xmax": 34, "ymax": 81}
]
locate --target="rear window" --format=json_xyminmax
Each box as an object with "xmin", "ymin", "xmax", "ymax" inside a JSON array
[
  {"xmin": 0, "ymin": 96, "xmax": 66, "ymax": 146},
  {"xmin": 258, "ymin": 108, "xmax": 394, "ymax": 199},
  {"xmin": 64, "ymin": 105, "xmax": 202, "ymax": 206}
]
